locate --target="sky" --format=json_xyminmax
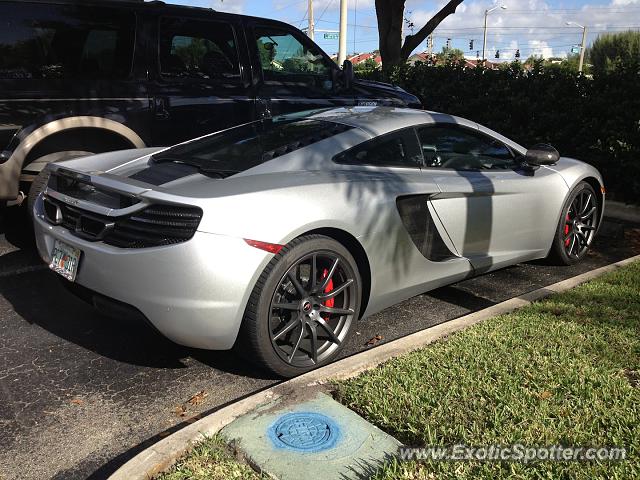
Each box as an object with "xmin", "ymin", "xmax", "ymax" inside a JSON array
[{"xmin": 163, "ymin": 0, "xmax": 640, "ymax": 60}]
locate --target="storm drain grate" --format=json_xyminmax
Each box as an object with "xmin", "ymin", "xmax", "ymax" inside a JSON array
[{"xmin": 268, "ymin": 412, "xmax": 341, "ymax": 453}]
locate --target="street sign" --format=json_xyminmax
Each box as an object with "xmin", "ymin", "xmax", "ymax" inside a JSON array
[
  {"xmin": 571, "ymin": 46, "xmax": 581, "ymax": 54},
  {"xmin": 324, "ymin": 32, "xmax": 339, "ymax": 40}
]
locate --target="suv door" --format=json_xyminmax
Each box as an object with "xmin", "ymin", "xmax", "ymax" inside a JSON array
[
  {"xmin": 247, "ymin": 23, "xmax": 354, "ymax": 118},
  {"xmin": 0, "ymin": 2, "xmax": 148, "ymax": 177},
  {"xmin": 416, "ymin": 122, "xmax": 568, "ymax": 272},
  {"xmin": 151, "ymin": 14, "xmax": 254, "ymax": 146}
]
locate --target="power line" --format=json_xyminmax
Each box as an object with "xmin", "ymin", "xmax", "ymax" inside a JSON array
[
  {"xmin": 316, "ymin": 0, "xmax": 335, "ymax": 24},
  {"xmin": 503, "ymin": 7, "xmax": 640, "ymax": 13},
  {"xmin": 274, "ymin": 0, "xmax": 308, "ymax": 11}
]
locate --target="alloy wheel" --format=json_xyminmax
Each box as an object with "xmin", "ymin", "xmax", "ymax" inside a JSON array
[
  {"xmin": 268, "ymin": 251, "xmax": 357, "ymax": 368},
  {"xmin": 563, "ymin": 189, "xmax": 597, "ymax": 258}
]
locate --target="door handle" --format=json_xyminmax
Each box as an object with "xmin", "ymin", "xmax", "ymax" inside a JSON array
[
  {"xmin": 256, "ymin": 98, "xmax": 272, "ymax": 119},
  {"xmin": 154, "ymin": 97, "xmax": 170, "ymax": 120}
]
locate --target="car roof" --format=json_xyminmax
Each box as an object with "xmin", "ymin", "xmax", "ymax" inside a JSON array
[
  {"xmin": 6, "ymin": 0, "xmax": 304, "ymax": 31},
  {"xmin": 296, "ymin": 107, "xmax": 476, "ymax": 137},
  {"xmin": 286, "ymin": 107, "xmax": 526, "ymax": 154}
]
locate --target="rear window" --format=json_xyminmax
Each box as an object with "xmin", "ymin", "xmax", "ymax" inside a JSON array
[
  {"xmin": 333, "ymin": 127, "xmax": 423, "ymax": 168},
  {"xmin": 0, "ymin": 4, "xmax": 135, "ymax": 80},
  {"xmin": 159, "ymin": 17, "xmax": 240, "ymax": 79},
  {"xmin": 151, "ymin": 117, "xmax": 353, "ymax": 175}
]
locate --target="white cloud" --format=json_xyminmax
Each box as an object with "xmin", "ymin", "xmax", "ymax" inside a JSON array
[
  {"xmin": 528, "ymin": 39, "xmax": 555, "ymax": 57},
  {"xmin": 403, "ymin": 0, "xmax": 640, "ymax": 59},
  {"xmin": 285, "ymin": 0, "xmax": 375, "ymax": 13},
  {"xmin": 213, "ymin": 0, "xmax": 245, "ymax": 14},
  {"xmin": 612, "ymin": 0, "xmax": 640, "ymax": 5}
]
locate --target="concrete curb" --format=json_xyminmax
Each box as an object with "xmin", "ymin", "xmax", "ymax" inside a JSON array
[{"xmin": 109, "ymin": 254, "xmax": 640, "ymax": 480}]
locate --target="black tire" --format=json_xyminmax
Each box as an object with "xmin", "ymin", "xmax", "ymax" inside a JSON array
[
  {"xmin": 238, "ymin": 235, "xmax": 361, "ymax": 378},
  {"xmin": 26, "ymin": 151, "xmax": 93, "ymax": 218},
  {"xmin": 27, "ymin": 168, "xmax": 50, "ymax": 218},
  {"xmin": 547, "ymin": 181, "xmax": 599, "ymax": 265}
]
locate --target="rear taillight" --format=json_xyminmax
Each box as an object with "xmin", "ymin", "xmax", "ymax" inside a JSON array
[{"xmin": 244, "ymin": 239, "xmax": 284, "ymax": 254}]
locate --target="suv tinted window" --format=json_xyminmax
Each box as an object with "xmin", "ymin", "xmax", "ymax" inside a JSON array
[
  {"xmin": 0, "ymin": 4, "xmax": 134, "ymax": 79},
  {"xmin": 417, "ymin": 124, "xmax": 516, "ymax": 170},
  {"xmin": 151, "ymin": 118, "xmax": 352, "ymax": 175},
  {"xmin": 254, "ymin": 27, "xmax": 332, "ymax": 83},
  {"xmin": 334, "ymin": 128, "xmax": 423, "ymax": 168},
  {"xmin": 159, "ymin": 17, "xmax": 239, "ymax": 79}
]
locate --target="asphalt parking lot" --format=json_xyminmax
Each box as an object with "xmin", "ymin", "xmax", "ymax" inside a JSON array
[{"xmin": 1, "ymin": 206, "xmax": 639, "ymax": 480}]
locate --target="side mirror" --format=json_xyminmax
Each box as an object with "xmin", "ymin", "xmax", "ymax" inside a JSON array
[
  {"xmin": 342, "ymin": 59, "xmax": 354, "ymax": 90},
  {"xmin": 525, "ymin": 144, "xmax": 559, "ymax": 166}
]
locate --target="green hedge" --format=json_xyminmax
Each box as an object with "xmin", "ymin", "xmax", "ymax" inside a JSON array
[{"xmin": 361, "ymin": 61, "xmax": 640, "ymax": 202}]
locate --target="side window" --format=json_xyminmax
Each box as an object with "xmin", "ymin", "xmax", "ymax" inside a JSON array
[
  {"xmin": 417, "ymin": 124, "xmax": 516, "ymax": 170},
  {"xmin": 418, "ymin": 124, "xmax": 515, "ymax": 170},
  {"xmin": 0, "ymin": 4, "xmax": 134, "ymax": 79},
  {"xmin": 334, "ymin": 128, "xmax": 423, "ymax": 168},
  {"xmin": 159, "ymin": 17, "xmax": 239, "ymax": 79},
  {"xmin": 253, "ymin": 27, "xmax": 332, "ymax": 84}
]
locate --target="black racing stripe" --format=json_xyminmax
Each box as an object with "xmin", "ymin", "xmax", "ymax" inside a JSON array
[{"xmin": 129, "ymin": 162, "xmax": 199, "ymax": 186}]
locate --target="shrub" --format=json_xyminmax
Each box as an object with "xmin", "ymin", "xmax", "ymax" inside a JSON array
[
  {"xmin": 588, "ymin": 31, "xmax": 640, "ymax": 77},
  {"xmin": 360, "ymin": 60, "xmax": 639, "ymax": 202}
]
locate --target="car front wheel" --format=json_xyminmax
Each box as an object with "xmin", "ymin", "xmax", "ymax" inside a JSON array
[
  {"xmin": 547, "ymin": 181, "xmax": 599, "ymax": 265},
  {"xmin": 239, "ymin": 235, "xmax": 361, "ymax": 378}
]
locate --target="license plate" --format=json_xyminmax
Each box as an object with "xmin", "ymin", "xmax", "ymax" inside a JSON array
[{"xmin": 49, "ymin": 239, "xmax": 81, "ymax": 282}]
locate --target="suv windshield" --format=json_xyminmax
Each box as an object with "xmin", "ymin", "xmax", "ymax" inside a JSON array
[{"xmin": 150, "ymin": 116, "xmax": 352, "ymax": 176}]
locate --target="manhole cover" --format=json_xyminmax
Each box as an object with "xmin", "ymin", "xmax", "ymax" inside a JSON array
[{"xmin": 268, "ymin": 412, "xmax": 340, "ymax": 452}]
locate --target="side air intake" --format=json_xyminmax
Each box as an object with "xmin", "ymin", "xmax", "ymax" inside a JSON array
[{"xmin": 396, "ymin": 195, "xmax": 456, "ymax": 262}]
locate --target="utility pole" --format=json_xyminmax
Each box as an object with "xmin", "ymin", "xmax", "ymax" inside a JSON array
[
  {"xmin": 338, "ymin": 0, "xmax": 348, "ymax": 65},
  {"xmin": 579, "ymin": 25, "xmax": 587, "ymax": 73},
  {"xmin": 482, "ymin": 10, "xmax": 487, "ymax": 62},
  {"xmin": 566, "ymin": 22, "xmax": 587, "ymax": 73},
  {"xmin": 482, "ymin": 4, "xmax": 506, "ymax": 62},
  {"xmin": 307, "ymin": 0, "xmax": 314, "ymax": 41}
]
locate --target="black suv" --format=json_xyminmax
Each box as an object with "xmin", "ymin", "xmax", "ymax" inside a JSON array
[{"xmin": 0, "ymin": 0, "xmax": 420, "ymax": 208}]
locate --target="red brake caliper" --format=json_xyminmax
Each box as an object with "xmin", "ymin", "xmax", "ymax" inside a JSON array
[
  {"xmin": 320, "ymin": 268, "xmax": 334, "ymax": 320},
  {"xmin": 564, "ymin": 214, "xmax": 571, "ymax": 246}
]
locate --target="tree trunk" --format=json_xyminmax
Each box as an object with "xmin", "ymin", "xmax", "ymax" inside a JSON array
[
  {"xmin": 375, "ymin": 0, "xmax": 465, "ymax": 79},
  {"xmin": 375, "ymin": 0, "xmax": 405, "ymax": 79}
]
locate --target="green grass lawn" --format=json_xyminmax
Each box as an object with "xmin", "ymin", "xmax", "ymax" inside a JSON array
[
  {"xmin": 157, "ymin": 262, "xmax": 638, "ymax": 479},
  {"xmin": 335, "ymin": 261, "xmax": 640, "ymax": 479},
  {"xmin": 156, "ymin": 435, "xmax": 262, "ymax": 480}
]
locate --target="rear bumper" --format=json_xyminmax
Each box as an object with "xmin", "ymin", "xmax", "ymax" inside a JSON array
[{"xmin": 33, "ymin": 195, "xmax": 270, "ymax": 350}]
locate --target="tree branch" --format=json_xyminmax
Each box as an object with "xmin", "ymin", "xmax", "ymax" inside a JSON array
[{"xmin": 400, "ymin": 0, "xmax": 464, "ymax": 60}]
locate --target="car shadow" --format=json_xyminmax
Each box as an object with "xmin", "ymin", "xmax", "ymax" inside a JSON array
[
  {"xmin": 0, "ymin": 266, "xmax": 277, "ymax": 379},
  {"xmin": 0, "ymin": 204, "xmax": 35, "ymax": 250},
  {"xmin": 427, "ymin": 285, "xmax": 497, "ymax": 311}
]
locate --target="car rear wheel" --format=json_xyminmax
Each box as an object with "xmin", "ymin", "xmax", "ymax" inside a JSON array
[
  {"xmin": 239, "ymin": 235, "xmax": 361, "ymax": 378},
  {"xmin": 547, "ymin": 181, "xmax": 599, "ymax": 265}
]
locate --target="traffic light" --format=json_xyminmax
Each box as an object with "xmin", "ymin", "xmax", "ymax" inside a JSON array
[
  {"xmin": 515, "ymin": 49, "xmax": 520, "ymax": 59},
  {"xmin": 469, "ymin": 39, "xmax": 474, "ymax": 50},
  {"xmin": 476, "ymin": 50, "xmax": 480, "ymax": 59},
  {"xmin": 495, "ymin": 50, "xmax": 500, "ymax": 59},
  {"xmin": 446, "ymin": 38, "xmax": 451, "ymax": 50}
]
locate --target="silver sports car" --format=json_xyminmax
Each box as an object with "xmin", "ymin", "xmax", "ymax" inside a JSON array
[{"xmin": 32, "ymin": 107, "xmax": 604, "ymax": 377}]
